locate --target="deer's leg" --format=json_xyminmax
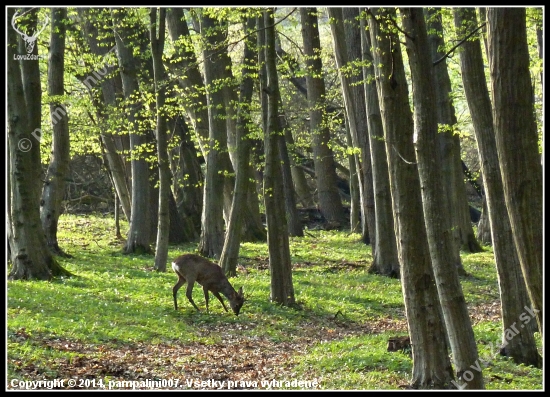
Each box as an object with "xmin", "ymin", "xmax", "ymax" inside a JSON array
[
  {"xmin": 173, "ymin": 275, "xmax": 186, "ymax": 310},
  {"xmin": 185, "ymin": 279, "xmax": 200, "ymax": 312},
  {"xmin": 202, "ymin": 286, "xmax": 210, "ymax": 313},
  {"xmin": 211, "ymin": 291, "xmax": 229, "ymax": 312}
]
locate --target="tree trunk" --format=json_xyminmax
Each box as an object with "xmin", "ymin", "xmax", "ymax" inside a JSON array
[
  {"xmin": 40, "ymin": 8, "xmax": 71, "ymax": 257},
  {"xmin": 8, "ymin": 8, "xmax": 71, "ymax": 280},
  {"xmin": 455, "ymin": 7, "xmax": 541, "ymax": 366},
  {"xmin": 329, "ymin": 7, "xmax": 375, "ymax": 243},
  {"xmin": 427, "ymin": 8, "xmax": 482, "ymax": 255},
  {"xmin": 278, "ymin": 110, "xmax": 305, "ymax": 237},
  {"xmin": 150, "ymin": 8, "xmax": 170, "ymax": 271},
  {"xmin": 168, "ymin": 116, "xmax": 201, "ymax": 241},
  {"xmin": 300, "ymin": 7, "xmax": 346, "ymax": 229},
  {"xmin": 197, "ymin": 11, "xmax": 229, "ymax": 259},
  {"xmin": 358, "ymin": 9, "xmax": 400, "ymax": 276},
  {"xmin": 167, "ymin": 9, "xmax": 265, "ymax": 244},
  {"xmin": 77, "ymin": 8, "xmax": 132, "ymax": 222},
  {"xmin": 401, "ymin": 8, "xmax": 484, "ymax": 389},
  {"xmin": 487, "ymin": 7, "xmax": 543, "ymax": 334},
  {"xmin": 476, "ymin": 197, "xmax": 492, "ymax": 245},
  {"xmin": 345, "ymin": 121, "xmax": 361, "ymax": 233},
  {"xmin": 264, "ymin": 8, "xmax": 295, "ymax": 307},
  {"xmin": 259, "ymin": 16, "xmax": 303, "ymax": 238},
  {"xmin": 112, "ymin": 8, "xmax": 153, "ymax": 254},
  {"xmin": 270, "ymin": 42, "xmax": 315, "ymax": 210},
  {"xmin": 220, "ymin": 17, "xmax": 258, "ymax": 276},
  {"xmin": 368, "ymin": 8, "xmax": 452, "ymax": 388}
]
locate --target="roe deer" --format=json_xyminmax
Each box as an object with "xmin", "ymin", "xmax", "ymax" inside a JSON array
[{"xmin": 171, "ymin": 254, "xmax": 244, "ymax": 315}]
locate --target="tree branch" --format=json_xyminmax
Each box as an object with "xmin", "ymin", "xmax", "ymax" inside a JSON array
[{"xmin": 432, "ymin": 22, "xmax": 486, "ymax": 66}]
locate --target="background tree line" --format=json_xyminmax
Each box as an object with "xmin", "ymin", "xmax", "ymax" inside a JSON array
[{"xmin": 7, "ymin": 7, "xmax": 542, "ymax": 389}]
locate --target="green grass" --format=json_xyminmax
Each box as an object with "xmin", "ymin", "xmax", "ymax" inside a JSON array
[{"xmin": 7, "ymin": 214, "xmax": 543, "ymax": 390}]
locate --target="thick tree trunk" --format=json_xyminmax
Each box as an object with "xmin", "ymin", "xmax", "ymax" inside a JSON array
[
  {"xmin": 368, "ymin": 8, "xmax": 452, "ymax": 388},
  {"xmin": 401, "ymin": 8, "xmax": 484, "ymax": 389},
  {"xmin": 487, "ymin": 8, "xmax": 543, "ymax": 335},
  {"xmin": 8, "ymin": 8, "xmax": 71, "ymax": 280},
  {"xmin": 455, "ymin": 8, "xmax": 541, "ymax": 365}
]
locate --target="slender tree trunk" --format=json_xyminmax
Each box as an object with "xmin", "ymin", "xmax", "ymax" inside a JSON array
[
  {"xmin": 167, "ymin": 9, "xmax": 265, "ymax": 244},
  {"xmin": 427, "ymin": 8, "xmax": 482, "ymax": 256},
  {"xmin": 345, "ymin": 121, "xmax": 361, "ymax": 233},
  {"xmin": 78, "ymin": 8, "xmax": 132, "ymax": 222},
  {"xmin": 300, "ymin": 7, "xmax": 345, "ymax": 229},
  {"xmin": 358, "ymin": 9, "xmax": 400, "ymax": 276},
  {"xmin": 401, "ymin": 8, "xmax": 484, "ymax": 389},
  {"xmin": 368, "ymin": 8, "xmax": 452, "ymax": 388},
  {"xmin": 197, "ymin": 11, "xmax": 229, "ymax": 259},
  {"xmin": 150, "ymin": 8, "xmax": 170, "ymax": 271},
  {"xmin": 264, "ymin": 8, "xmax": 295, "ymax": 307},
  {"xmin": 40, "ymin": 8, "xmax": 71, "ymax": 257},
  {"xmin": 487, "ymin": 7, "xmax": 543, "ymax": 334},
  {"xmin": 329, "ymin": 7, "xmax": 375, "ymax": 243},
  {"xmin": 276, "ymin": 92, "xmax": 305, "ymax": 237},
  {"xmin": 112, "ymin": 8, "xmax": 152, "ymax": 254},
  {"xmin": 220, "ymin": 17, "xmax": 257, "ymax": 276},
  {"xmin": 272, "ymin": 58, "xmax": 315, "ymax": 211},
  {"xmin": 168, "ymin": 116, "xmax": 201, "ymax": 241},
  {"xmin": 476, "ymin": 197, "xmax": 492, "ymax": 245}
]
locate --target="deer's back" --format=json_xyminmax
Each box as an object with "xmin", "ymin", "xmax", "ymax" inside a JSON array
[{"xmin": 172, "ymin": 254, "xmax": 226, "ymax": 285}]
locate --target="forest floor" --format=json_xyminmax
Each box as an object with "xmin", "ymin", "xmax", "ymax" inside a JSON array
[{"xmin": 7, "ymin": 214, "xmax": 543, "ymax": 390}]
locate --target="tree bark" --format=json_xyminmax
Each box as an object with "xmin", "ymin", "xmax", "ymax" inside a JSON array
[
  {"xmin": 300, "ymin": 7, "xmax": 345, "ymax": 229},
  {"xmin": 197, "ymin": 11, "xmax": 230, "ymax": 259},
  {"xmin": 358, "ymin": 9, "xmax": 400, "ymax": 276},
  {"xmin": 220, "ymin": 17, "xmax": 258, "ymax": 276},
  {"xmin": 264, "ymin": 8, "xmax": 296, "ymax": 307},
  {"xmin": 427, "ymin": 8, "xmax": 482, "ymax": 256},
  {"xmin": 455, "ymin": 6, "xmax": 541, "ymax": 367},
  {"xmin": 401, "ymin": 8, "xmax": 484, "ymax": 389},
  {"xmin": 150, "ymin": 8, "xmax": 170, "ymax": 271},
  {"xmin": 168, "ymin": 115, "xmax": 202, "ymax": 241},
  {"xmin": 112, "ymin": 8, "xmax": 153, "ymax": 254},
  {"xmin": 476, "ymin": 197, "xmax": 492, "ymax": 245},
  {"xmin": 368, "ymin": 8, "xmax": 452, "ymax": 388},
  {"xmin": 329, "ymin": 7, "xmax": 375, "ymax": 243},
  {"xmin": 77, "ymin": 8, "xmax": 132, "ymax": 222},
  {"xmin": 8, "ymin": 8, "xmax": 71, "ymax": 280},
  {"xmin": 40, "ymin": 8, "xmax": 71, "ymax": 257},
  {"xmin": 487, "ymin": 7, "xmax": 543, "ymax": 334}
]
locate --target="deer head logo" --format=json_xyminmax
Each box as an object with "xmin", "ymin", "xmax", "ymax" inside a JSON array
[{"xmin": 11, "ymin": 10, "xmax": 49, "ymax": 54}]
